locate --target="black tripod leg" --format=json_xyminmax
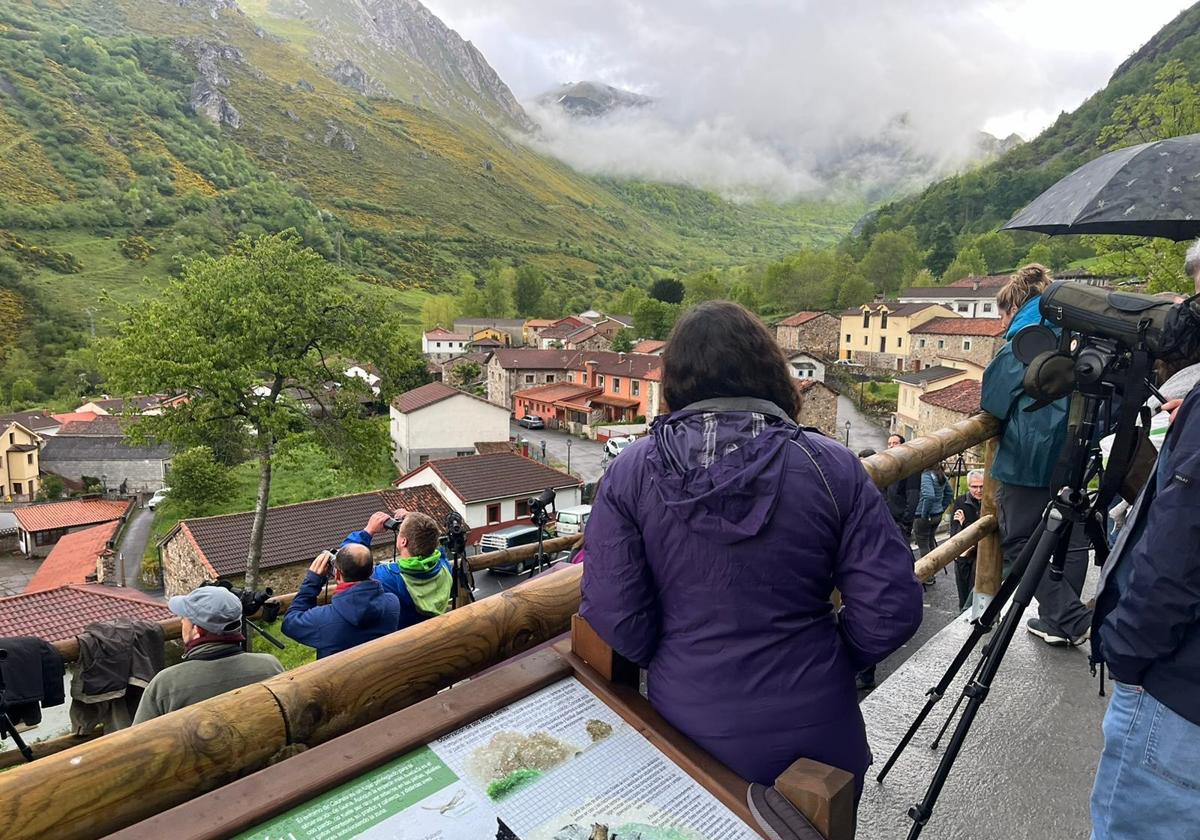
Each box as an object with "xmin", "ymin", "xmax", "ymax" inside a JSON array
[
  {"xmin": 928, "ymin": 654, "xmax": 985, "ymax": 750},
  {"xmin": 906, "ymin": 505, "xmax": 1067, "ymax": 840},
  {"xmin": 0, "ymin": 714, "xmax": 34, "ymax": 763},
  {"xmin": 876, "ymin": 516, "xmax": 1044, "ymax": 784}
]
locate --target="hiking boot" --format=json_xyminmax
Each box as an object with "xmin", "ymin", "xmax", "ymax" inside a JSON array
[{"xmin": 1026, "ymin": 618, "xmax": 1070, "ymax": 647}]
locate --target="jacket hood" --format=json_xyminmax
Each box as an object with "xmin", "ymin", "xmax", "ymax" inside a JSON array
[
  {"xmin": 331, "ymin": 579, "xmax": 391, "ymax": 627},
  {"xmin": 1006, "ymin": 295, "xmax": 1043, "ymax": 340},
  {"xmin": 648, "ymin": 398, "xmax": 794, "ymax": 545}
]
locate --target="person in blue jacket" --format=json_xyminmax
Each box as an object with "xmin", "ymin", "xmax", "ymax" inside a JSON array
[
  {"xmin": 342, "ymin": 508, "xmax": 453, "ymax": 630},
  {"xmin": 282, "ymin": 541, "xmax": 400, "ymax": 658},
  {"xmin": 913, "ymin": 463, "xmax": 954, "ymax": 562},
  {"xmin": 1089, "ymin": 385, "xmax": 1199, "ymax": 839},
  {"xmin": 980, "ymin": 264, "xmax": 1092, "ymax": 647}
]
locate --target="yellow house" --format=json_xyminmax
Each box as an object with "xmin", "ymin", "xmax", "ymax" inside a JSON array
[
  {"xmin": 892, "ymin": 364, "xmax": 979, "ymax": 441},
  {"xmin": 2, "ymin": 421, "xmax": 42, "ymax": 502},
  {"xmin": 839, "ymin": 302, "xmax": 957, "ymax": 371},
  {"xmin": 471, "ymin": 327, "xmax": 511, "ymax": 347}
]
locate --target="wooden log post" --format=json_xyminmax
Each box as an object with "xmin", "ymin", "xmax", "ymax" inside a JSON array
[
  {"xmin": 974, "ymin": 437, "xmax": 1003, "ymax": 602},
  {"xmin": 0, "ymin": 565, "xmax": 584, "ymax": 840},
  {"xmin": 860, "ymin": 413, "xmax": 999, "ymax": 491},
  {"xmin": 467, "ymin": 533, "xmax": 582, "ymax": 572},
  {"xmin": 775, "ymin": 758, "xmax": 856, "ymax": 840},
  {"xmin": 912, "ymin": 515, "xmax": 997, "ymax": 582}
]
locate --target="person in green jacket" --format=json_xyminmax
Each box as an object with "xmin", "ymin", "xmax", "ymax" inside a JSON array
[{"xmin": 980, "ymin": 264, "xmax": 1092, "ymax": 647}]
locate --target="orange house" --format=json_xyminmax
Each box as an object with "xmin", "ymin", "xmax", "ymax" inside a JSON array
[{"xmin": 566, "ymin": 352, "xmax": 663, "ymax": 422}]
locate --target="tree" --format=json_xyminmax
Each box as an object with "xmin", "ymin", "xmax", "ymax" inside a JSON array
[
  {"xmin": 837, "ymin": 272, "xmax": 874, "ymax": 309},
  {"xmin": 634, "ymin": 299, "xmax": 677, "ymax": 340},
  {"xmin": 1099, "ymin": 60, "xmax": 1200, "ymax": 150},
  {"xmin": 420, "ymin": 295, "xmax": 460, "ymax": 331},
  {"xmin": 614, "ymin": 285, "xmax": 649, "ymax": 315},
  {"xmin": 610, "ymin": 328, "xmax": 634, "ymax": 353},
  {"xmin": 1022, "ymin": 242, "xmax": 1055, "ymax": 270},
  {"xmin": 941, "ymin": 246, "xmax": 988, "ymax": 285},
  {"xmin": 37, "ymin": 474, "xmax": 65, "ymax": 501},
  {"xmin": 650, "ymin": 277, "xmax": 684, "ymax": 304},
  {"xmin": 728, "ymin": 281, "xmax": 759, "ymax": 312},
  {"xmin": 513, "ymin": 264, "xmax": 547, "ymax": 316},
  {"xmin": 969, "ymin": 231, "xmax": 1021, "ymax": 275},
  {"xmin": 456, "ymin": 271, "xmax": 484, "ymax": 317},
  {"xmin": 99, "ymin": 232, "xmax": 425, "ymax": 590},
  {"xmin": 169, "ymin": 446, "xmax": 230, "ymax": 508},
  {"xmin": 482, "ymin": 267, "xmax": 515, "ymax": 318},
  {"xmin": 859, "ymin": 229, "xmax": 924, "ymax": 295},
  {"xmin": 682, "ymin": 269, "xmax": 724, "ymax": 305},
  {"xmin": 910, "ymin": 268, "xmax": 936, "ymax": 288}
]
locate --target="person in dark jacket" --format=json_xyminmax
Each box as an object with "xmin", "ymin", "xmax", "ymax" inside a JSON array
[
  {"xmin": 282, "ymin": 543, "xmax": 400, "ymax": 658},
  {"xmin": 580, "ymin": 301, "xmax": 923, "ymax": 799},
  {"xmin": 981, "ymin": 264, "xmax": 1091, "ymax": 647},
  {"xmin": 350, "ymin": 510, "xmax": 453, "ymax": 628},
  {"xmin": 913, "ymin": 463, "xmax": 954, "ymax": 560},
  {"xmin": 1089, "ymin": 382, "xmax": 1200, "ymax": 839},
  {"xmin": 948, "ymin": 469, "xmax": 984, "ymax": 610},
  {"xmin": 883, "ymin": 433, "xmax": 919, "ymax": 546}
]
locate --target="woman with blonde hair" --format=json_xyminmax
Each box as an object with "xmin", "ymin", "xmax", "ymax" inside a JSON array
[{"xmin": 980, "ymin": 263, "xmax": 1092, "ymax": 646}]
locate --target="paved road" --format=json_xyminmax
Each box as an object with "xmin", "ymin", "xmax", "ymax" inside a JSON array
[
  {"xmin": 837, "ymin": 394, "xmax": 889, "ymax": 453},
  {"xmin": 117, "ymin": 505, "xmax": 155, "ymax": 589},
  {"xmin": 509, "ymin": 422, "xmax": 607, "ymax": 483}
]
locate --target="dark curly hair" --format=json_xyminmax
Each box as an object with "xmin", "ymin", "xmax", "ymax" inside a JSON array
[{"xmin": 662, "ymin": 301, "xmax": 799, "ymax": 418}]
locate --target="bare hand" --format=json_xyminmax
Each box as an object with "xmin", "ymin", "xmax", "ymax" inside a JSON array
[
  {"xmin": 392, "ymin": 507, "xmax": 409, "ymax": 521},
  {"xmin": 310, "ymin": 551, "xmax": 333, "ymax": 577},
  {"xmin": 365, "ymin": 511, "xmax": 392, "ymax": 536},
  {"xmin": 953, "ymin": 509, "xmax": 965, "ymax": 525},
  {"xmin": 1162, "ymin": 398, "xmax": 1184, "ymax": 425}
]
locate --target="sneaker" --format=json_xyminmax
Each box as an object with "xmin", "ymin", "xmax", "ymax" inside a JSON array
[
  {"xmin": 1026, "ymin": 618, "xmax": 1070, "ymax": 647},
  {"xmin": 1069, "ymin": 626, "xmax": 1091, "ymax": 647}
]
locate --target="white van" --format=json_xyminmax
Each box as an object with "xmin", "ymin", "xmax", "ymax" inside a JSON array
[{"xmin": 555, "ymin": 504, "xmax": 592, "ymax": 537}]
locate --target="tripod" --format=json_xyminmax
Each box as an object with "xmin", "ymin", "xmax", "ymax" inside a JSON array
[
  {"xmin": 447, "ymin": 530, "xmax": 474, "ymax": 609},
  {"xmin": 878, "ymin": 389, "xmax": 1116, "ymax": 839},
  {"xmin": 0, "ymin": 649, "xmax": 35, "ymax": 764}
]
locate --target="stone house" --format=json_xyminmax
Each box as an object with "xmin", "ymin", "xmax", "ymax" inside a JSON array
[
  {"xmin": 839, "ymin": 302, "xmax": 957, "ymax": 371},
  {"xmin": 13, "ymin": 497, "xmax": 131, "ymax": 557},
  {"xmin": 158, "ymin": 487, "xmax": 455, "ymax": 598},
  {"xmin": 76, "ymin": 395, "xmax": 167, "ymax": 416},
  {"xmin": 892, "ymin": 366, "xmax": 977, "ymax": 441},
  {"xmin": 390, "ymin": 381, "xmax": 511, "ymax": 472},
  {"xmin": 453, "ymin": 318, "xmax": 526, "ymax": 347},
  {"xmin": 562, "ymin": 326, "xmax": 612, "ymax": 352},
  {"xmin": 487, "ymin": 349, "xmax": 581, "ymax": 409},
  {"xmin": 437, "ymin": 351, "xmax": 492, "ymax": 388},
  {"xmin": 917, "ymin": 379, "xmax": 986, "ymax": 466},
  {"xmin": 40, "ymin": 431, "xmax": 172, "ymax": 494},
  {"xmin": 522, "ymin": 319, "xmax": 557, "ymax": 345},
  {"xmin": 908, "ymin": 317, "xmax": 1006, "ymax": 370},
  {"xmin": 775, "ymin": 311, "xmax": 841, "ymax": 359},
  {"xmin": 796, "ymin": 380, "xmax": 839, "ymax": 437},
  {"xmin": 2, "ymin": 420, "xmax": 42, "ymax": 501}
]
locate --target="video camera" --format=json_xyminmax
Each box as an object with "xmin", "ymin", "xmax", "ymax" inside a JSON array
[
  {"xmin": 200, "ymin": 578, "xmax": 280, "ymax": 623},
  {"xmin": 527, "ymin": 487, "xmax": 556, "ymax": 526}
]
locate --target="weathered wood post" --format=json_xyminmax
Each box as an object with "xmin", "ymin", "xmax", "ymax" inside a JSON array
[{"xmin": 974, "ymin": 437, "xmax": 1003, "ymax": 612}]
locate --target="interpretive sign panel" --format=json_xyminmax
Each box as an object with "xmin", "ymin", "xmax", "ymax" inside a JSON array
[{"xmin": 239, "ymin": 677, "xmax": 760, "ymax": 840}]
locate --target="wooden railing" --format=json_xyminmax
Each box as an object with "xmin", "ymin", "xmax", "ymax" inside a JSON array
[{"xmin": 0, "ymin": 412, "xmax": 1003, "ymax": 839}]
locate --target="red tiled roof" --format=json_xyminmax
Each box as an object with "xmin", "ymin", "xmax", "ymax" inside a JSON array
[
  {"xmin": 424, "ymin": 328, "xmax": 470, "ymax": 341},
  {"xmin": 795, "ymin": 379, "xmax": 837, "ymax": 396},
  {"xmin": 474, "ymin": 441, "xmax": 515, "ymax": 455},
  {"xmin": 524, "ymin": 319, "xmax": 556, "ymax": 329},
  {"xmin": 565, "ymin": 327, "xmax": 601, "ymax": 344},
  {"xmin": 84, "ymin": 395, "xmax": 163, "ymax": 413},
  {"xmin": 392, "ymin": 381, "xmax": 498, "ymax": 414},
  {"xmin": 909, "ymin": 317, "xmax": 1007, "ymax": 337},
  {"xmin": 538, "ymin": 323, "xmax": 581, "ymax": 340},
  {"xmin": 777, "ymin": 311, "xmax": 830, "ymax": 327},
  {"xmin": 50, "ymin": 411, "xmax": 101, "ymax": 425},
  {"xmin": 514, "ymin": 382, "xmax": 600, "ymax": 403},
  {"xmin": 591, "ymin": 394, "xmax": 640, "ymax": 409},
  {"xmin": 0, "ymin": 585, "xmax": 172, "ymax": 644},
  {"xmin": 841, "ymin": 302, "xmax": 955, "ymax": 316},
  {"xmin": 402, "ymin": 453, "xmax": 581, "ymax": 504},
  {"xmin": 631, "ymin": 340, "xmax": 665, "ymax": 354},
  {"xmin": 24, "ymin": 521, "xmax": 121, "ymax": 593},
  {"xmin": 492, "ymin": 349, "xmax": 582, "ymax": 370},
  {"xmin": 56, "ymin": 415, "xmax": 132, "ymax": 436},
  {"xmin": 574, "ymin": 350, "xmax": 662, "ymax": 380},
  {"xmin": 169, "ymin": 489, "xmax": 456, "ymax": 578},
  {"xmin": 946, "ymin": 273, "xmax": 1011, "ymax": 289},
  {"xmin": 13, "ymin": 498, "xmax": 131, "ymax": 534},
  {"xmin": 920, "ymin": 379, "xmax": 983, "ymax": 414}
]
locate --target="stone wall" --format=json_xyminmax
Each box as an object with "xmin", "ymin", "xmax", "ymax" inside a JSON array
[
  {"xmin": 917, "ymin": 402, "xmax": 985, "ymax": 467},
  {"xmin": 40, "ymin": 458, "xmax": 167, "ymax": 493},
  {"xmin": 910, "ymin": 334, "xmax": 1003, "ymax": 370},
  {"xmin": 798, "ymin": 384, "xmax": 839, "ymax": 438},
  {"xmin": 846, "ymin": 349, "xmax": 908, "ymax": 372},
  {"xmin": 778, "ymin": 315, "xmax": 840, "ymax": 359},
  {"xmin": 486, "ymin": 360, "xmax": 564, "ymax": 410}
]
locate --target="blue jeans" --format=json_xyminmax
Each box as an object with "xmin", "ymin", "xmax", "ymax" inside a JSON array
[{"xmin": 1090, "ymin": 682, "xmax": 1200, "ymax": 839}]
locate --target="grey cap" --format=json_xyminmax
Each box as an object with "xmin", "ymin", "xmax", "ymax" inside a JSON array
[{"xmin": 168, "ymin": 586, "xmax": 243, "ymax": 633}]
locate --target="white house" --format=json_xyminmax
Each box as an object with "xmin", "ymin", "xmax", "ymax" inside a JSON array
[
  {"xmin": 785, "ymin": 351, "xmax": 826, "ymax": 382},
  {"xmin": 391, "ymin": 382, "xmax": 511, "ymax": 472},
  {"xmin": 344, "ymin": 364, "xmax": 381, "ymax": 396},
  {"xmin": 898, "ymin": 275, "xmax": 1005, "ymax": 319},
  {"xmin": 395, "ymin": 452, "xmax": 582, "ymax": 540},
  {"xmin": 422, "ymin": 328, "xmax": 471, "ymax": 362}
]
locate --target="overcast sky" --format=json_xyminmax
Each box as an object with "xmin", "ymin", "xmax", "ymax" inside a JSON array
[{"xmin": 423, "ymin": 1, "xmax": 1195, "ymax": 196}]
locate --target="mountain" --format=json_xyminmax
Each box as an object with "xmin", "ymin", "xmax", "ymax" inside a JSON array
[
  {"xmin": 0, "ymin": 0, "xmax": 860, "ymax": 404},
  {"xmin": 535, "ymin": 81, "xmax": 653, "ymax": 118},
  {"xmin": 850, "ymin": 3, "xmax": 1200, "ymax": 270}
]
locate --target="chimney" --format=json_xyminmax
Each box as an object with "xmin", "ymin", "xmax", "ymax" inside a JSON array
[{"xmin": 618, "ymin": 352, "xmax": 626, "ymax": 363}]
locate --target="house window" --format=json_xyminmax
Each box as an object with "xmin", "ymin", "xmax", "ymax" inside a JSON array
[
  {"xmin": 596, "ymin": 374, "xmax": 605, "ymax": 387},
  {"xmin": 546, "ymin": 374, "xmax": 556, "ymax": 383},
  {"xmin": 937, "ymin": 339, "xmax": 946, "ymax": 349},
  {"xmin": 14, "ymin": 482, "xmax": 22, "ymax": 497},
  {"xmin": 845, "ymin": 333, "xmax": 851, "ymax": 344},
  {"xmin": 567, "ymin": 372, "xmax": 574, "ymax": 382},
  {"xmin": 918, "ymin": 338, "xmax": 927, "ymax": 348},
  {"xmin": 436, "ymin": 341, "xmax": 442, "ymax": 348},
  {"xmin": 34, "ymin": 527, "xmax": 65, "ymax": 546},
  {"xmin": 27, "ymin": 453, "xmax": 33, "ymax": 465},
  {"xmin": 419, "ymin": 455, "xmax": 429, "ymax": 465},
  {"xmin": 612, "ymin": 377, "xmax": 621, "ymax": 393},
  {"xmin": 632, "ymin": 380, "xmax": 640, "ymax": 397},
  {"xmin": 879, "ymin": 337, "xmax": 886, "ymax": 353},
  {"xmin": 486, "ymin": 503, "xmax": 501, "ymax": 524},
  {"xmin": 863, "ymin": 336, "xmax": 868, "ymax": 346},
  {"xmin": 525, "ymin": 374, "xmax": 535, "ymax": 384},
  {"xmin": 456, "ymin": 450, "xmax": 474, "ymax": 457},
  {"xmin": 881, "ymin": 312, "xmax": 889, "ymax": 329},
  {"xmin": 896, "ymin": 337, "xmax": 902, "ymax": 348},
  {"xmin": 862, "ymin": 311, "xmax": 870, "ymax": 328},
  {"xmin": 7, "ymin": 433, "xmax": 11, "ymax": 444},
  {"xmin": 795, "ymin": 363, "xmax": 815, "ymax": 379},
  {"xmin": 983, "ymin": 303, "xmax": 994, "ymax": 313},
  {"xmin": 516, "ymin": 499, "xmax": 530, "ymax": 518},
  {"xmin": 963, "ymin": 339, "xmax": 973, "ymax": 351},
  {"xmin": 957, "ymin": 304, "xmax": 970, "ymax": 313}
]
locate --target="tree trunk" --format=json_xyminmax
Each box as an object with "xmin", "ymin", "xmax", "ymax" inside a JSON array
[{"xmin": 244, "ymin": 432, "xmax": 273, "ymax": 592}]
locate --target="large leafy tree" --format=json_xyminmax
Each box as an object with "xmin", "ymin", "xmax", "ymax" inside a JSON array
[
  {"xmin": 420, "ymin": 295, "xmax": 460, "ymax": 331},
  {"xmin": 859, "ymin": 229, "xmax": 924, "ymax": 295},
  {"xmin": 513, "ymin": 264, "xmax": 547, "ymax": 316},
  {"xmin": 99, "ymin": 232, "xmax": 426, "ymax": 589},
  {"xmin": 650, "ymin": 277, "xmax": 685, "ymax": 304},
  {"xmin": 941, "ymin": 245, "xmax": 988, "ymax": 285}
]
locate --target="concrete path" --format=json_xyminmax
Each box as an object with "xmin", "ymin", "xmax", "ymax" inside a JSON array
[
  {"xmin": 510, "ymin": 422, "xmax": 606, "ymax": 483},
  {"xmin": 838, "ymin": 394, "xmax": 889, "ymax": 453},
  {"xmin": 116, "ymin": 505, "xmax": 155, "ymax": 589}
]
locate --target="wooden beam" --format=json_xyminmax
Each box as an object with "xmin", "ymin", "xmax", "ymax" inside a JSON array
[
  {"xmin": 0, "ymin": 731, "xmax": 103, "ymax": 771},
  {"xmin": 0, "ymin": 565, "xmax": 584, "ymax": 840},
  {"xmin": 467, "ymin": 533, "xmax": 582, "ymax": 571},
  {"xmin": 774, "ymin": 758, "xmax": 856, "ymax": 840},
  {"xmin": 861, "ymin": 412, "xmax": 999, "ymax": 490},
  {"xmin": 974, "ymin": 437, "xmax": 1003, "ymax": 597},
  {"xmin": 913, "ymin": 515, "xmax": 997, "ymax": 582}
]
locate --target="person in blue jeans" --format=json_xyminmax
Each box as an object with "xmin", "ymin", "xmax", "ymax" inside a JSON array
[
  {"xmin": 913, "ymin": 463, "xmax": 954, "ymax": 563},
  {"xmin": 1089, "ymin": 385, "xmax": 1199, "ymax": 839}
]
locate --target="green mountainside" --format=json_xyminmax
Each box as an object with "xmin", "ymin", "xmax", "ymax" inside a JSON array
[
  {"xmin": 852, "ymin": 3, "xmax": 1200, "ymax": 274},
  {"xmin": 0, "ymin": 0, "xmax": 860, "ymax": 406}
]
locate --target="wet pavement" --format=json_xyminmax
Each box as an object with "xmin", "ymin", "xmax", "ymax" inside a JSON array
[
  {"xmin": 838, "ymin": 394, "xmax": 889, "ymax": 453},
  {"xmin": 116, "ymin": 506, "xmax": 154, "ymax": 588},
  {"xmin": 0, "ymin": 551, "xmax": 37, "ymax": 596},
  {"xmin": 509, "ymin": 422, "xmax": 607, "ymax": 482}
]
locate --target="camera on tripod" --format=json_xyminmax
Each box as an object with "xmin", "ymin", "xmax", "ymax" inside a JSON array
[
  {"xmin": 200, "ymin": 579, "xmax": 280, "ymax": 623},
  {"xmin": 527, "ymin": 488, "xmax": 556, "ymax": 527}
]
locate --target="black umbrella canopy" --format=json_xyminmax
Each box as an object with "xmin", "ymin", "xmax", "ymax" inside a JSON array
[{"xmin": 1003, "ymin": 133, "xmax": 1200, "ymax": 241}]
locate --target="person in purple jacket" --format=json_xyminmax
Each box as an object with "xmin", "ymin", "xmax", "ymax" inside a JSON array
[{"xmin": 580, "ymin": 301, "xmax": 923, "ymax": 798}]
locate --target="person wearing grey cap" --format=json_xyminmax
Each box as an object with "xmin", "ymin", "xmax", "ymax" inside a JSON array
[{"xmin": 132, "ymin": 585, "xmax": 283, "ymax": 724}]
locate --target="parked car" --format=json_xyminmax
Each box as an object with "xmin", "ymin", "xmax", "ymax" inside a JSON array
[
  {"xmin": 480, "ymin": 523, "xmax": 554, "ymax": 575},
  {"xmin": 555, "ymin": 504, "xmax": 592, "ymax": 537},
  {"xmin": 517, "ymin": 415, "xmax": 545, "ymax": 429},
  {"xmin": 833, "ymin": 359, "xmax": 865, "ymax": 368},
  {"xmin": 147, "ymin": 487, "xmax": 171, "ymax": 510},
  {"xmin": 604, "ymin": 436, "xmax": 633, "ymax": 459}
]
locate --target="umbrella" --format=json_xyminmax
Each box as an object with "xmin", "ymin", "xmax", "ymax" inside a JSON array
[{"xmin": 1002, "ymin": 133, "xmax": 1200, "ymax": 240}]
